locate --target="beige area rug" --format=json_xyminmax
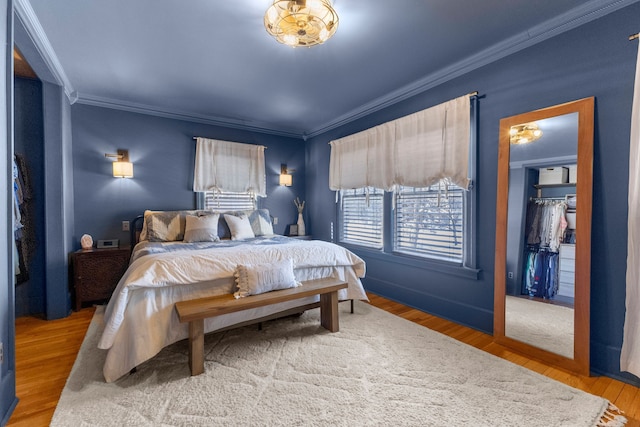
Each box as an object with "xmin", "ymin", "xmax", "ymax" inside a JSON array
[
  {"xmin": 505, "ymin": 295, "xmax": 574, "ymax": 359},
  {"xmin": 51, "ymin": 302, "xmax": 624, "ymax": 426}
]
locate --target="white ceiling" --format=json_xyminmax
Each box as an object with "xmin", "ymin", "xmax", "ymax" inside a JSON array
[{"xmin": 17, "ymin": 0, "xmax": 638, "ymax": 139}]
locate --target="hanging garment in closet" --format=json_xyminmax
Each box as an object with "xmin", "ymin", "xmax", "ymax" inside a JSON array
[{"xmin": 524, "ymin": 247, "xmax": 559, "ymax": 299}]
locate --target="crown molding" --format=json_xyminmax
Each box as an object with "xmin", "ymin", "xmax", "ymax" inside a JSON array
[
  {"xmin": 303, "ymin": 0, "xmax": 639, "ymax": 139},
  {"xmin": 14, "ymin": 0, "xmax": 76, "ymax": 102},
  {"xmin": 76, "ymin": 93, "xmax": 305, "ymax": 140}
]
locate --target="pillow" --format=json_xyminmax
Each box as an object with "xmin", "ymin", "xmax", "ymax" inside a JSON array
[
  {"xmin": 139, "ymin": 210, "xmax": 155, "ymax": 241},
  {"xmin": 183, "ymin": 213, "xmax": 220, "ymax": 242},
  {"xmin": 224, "ymin": 213, "xmax": 255, "ymax": 240},
  {"xmin": 217, "ymin": 210, "xmax": 242, "ymax": 239},
  {"xmin": 234, "ymin": 259, "xmax": 299, "ymax": 298},
  {"xmin": 141, "ymin": 210, "xmax": 199, "ymax": 242},
  {"xmin": 248, "ymin": 209, "xmax": 274, "ymax": 236},
  {"xmin": 217, "ymin": 209, "xmax": 274, "ymax": 239}
]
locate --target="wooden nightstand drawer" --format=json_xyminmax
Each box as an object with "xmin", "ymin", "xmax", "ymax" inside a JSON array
[{"xmin": 72, "ymin": 246, "xmax": 130, "ymax": 310}]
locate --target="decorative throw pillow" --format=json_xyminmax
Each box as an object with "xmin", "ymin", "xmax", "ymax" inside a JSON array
[
  {"xmin": 183, "ymin": 213, "xmax": 220, "ymax": 242},
  {"xmin": 247, "ymin": 209, "xmax": 274, "ymax": 236},
  {"xmin": 217, "ymin": 210, "xmax": 242, "ymax": 239},
  {"xmin": 145, "ymin": 210, "xmax": 198, "ymax": 242},
  {"xmin": 139, "ymin": 210, "xmax": 156, "ymax": 241},
  {"xmin": 234, "ymin": 259, "xmax": 299, "ymax": 298},
  {"xmin": 224, "ymin": 213, "xmax": 255, "ymax": 240}
]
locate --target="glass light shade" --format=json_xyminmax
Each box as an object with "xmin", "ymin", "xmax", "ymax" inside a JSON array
[
  {"xmin": 510, "ymin": 123, "xmax": 543, "ymax": 145},
  {"xmin": 113, "ymin": 161, "xmax": 134, "ymax": 178},
  {"xmin": 279, "ymin": 173, "xmax": 292, "ymax": 186},
  {"xmin": 264, "ymin": 0, "xmax": 339, "ymax": 47}
]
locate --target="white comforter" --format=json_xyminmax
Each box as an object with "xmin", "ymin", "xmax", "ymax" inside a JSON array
[{"xmin": 98, "ymin": 237, "xmax": 367, "ymax": 382}]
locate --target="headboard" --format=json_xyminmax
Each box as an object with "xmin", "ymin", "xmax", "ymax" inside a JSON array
[{"xmin": 131, "ymin": 214, "xmax": 144, "ymax": 246}]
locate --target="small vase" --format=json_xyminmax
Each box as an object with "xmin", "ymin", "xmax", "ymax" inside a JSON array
[{"xmin": 297, "ymin": 213, "xmax": 306, "ymax": 236}]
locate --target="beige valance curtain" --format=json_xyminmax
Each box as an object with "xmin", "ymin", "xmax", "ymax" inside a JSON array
[
  {"xmin": 193, "ymin": 137, "xmax": 266, "ymax": 197},
  {"xmin": 329, "ymin": 95, "xmax": 470, "ymax": 191}
]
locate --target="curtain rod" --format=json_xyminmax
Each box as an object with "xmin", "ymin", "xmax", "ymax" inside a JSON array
[
  {"xmin": 630, "ymin": 33, "xmax": 639, "ymax": 41},
  {"xmin": 191, "ymin": 137, "xmax": 266, "ymax": 147}
]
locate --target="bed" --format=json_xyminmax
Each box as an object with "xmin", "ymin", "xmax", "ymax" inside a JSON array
[{"xmin": 97, "ymin": 209, "xmax": 368, "ymax": 382}]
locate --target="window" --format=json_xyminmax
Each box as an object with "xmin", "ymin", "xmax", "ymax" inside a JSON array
[
  {"xmin": 393, "ymin": 182, "xmax": 465, "ymax": 262},
  {"xmin": 197, "ymin": 191, "xmax": 256, "ymax": 211},
  {"xmin": 338, "ymin": 182, "xmax": 468, "ymax": 264},
  {"xmin": 333, "ymin": 95, "xmax": 477, "ymax": 269},
  {"xmin": 339, "ymin": 188, "xmax": 383, "ymax": 249}
]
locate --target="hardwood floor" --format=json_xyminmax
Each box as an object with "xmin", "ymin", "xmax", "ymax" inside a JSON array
[
  {"xmin": 7, "ymin": 295, "xmax": 640, "ymax": 426},
  {"xmin": 8, "ymin": 307, "xmax": 95, "ymax": 427}
]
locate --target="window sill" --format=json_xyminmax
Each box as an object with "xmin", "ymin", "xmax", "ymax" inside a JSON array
[{"xmin": 339, "ymin": 242, "xmax": 481, "ymax": 280}]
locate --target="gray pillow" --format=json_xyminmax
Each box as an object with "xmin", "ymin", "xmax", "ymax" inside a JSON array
[
  {"xmin": 144, "ymin": 210, "xmax": 197, "ymax": 242},
  {"xmin": 183, "ymin": 213, "xmax": 220, "ymax": 242}
]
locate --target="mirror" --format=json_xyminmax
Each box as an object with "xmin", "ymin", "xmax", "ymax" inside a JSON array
[{"xmin": 494, "ymin": 97, "xmax": 594, "ymax": 375}]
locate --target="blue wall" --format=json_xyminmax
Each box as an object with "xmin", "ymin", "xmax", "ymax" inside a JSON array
[
  {"xmin": 71, "ymin": 104, "xmax": 306, "ymax": 248},
  {"xmin": 42, "ymin": 82, "xmax": 74, "ymax": 320},
  {"xmin": 13, "ymin": 77, "xmax": 45, "ymax": 316},
  {"xmin": 306, "ymin": 3, "xmax": 640, "ymax": 386}
]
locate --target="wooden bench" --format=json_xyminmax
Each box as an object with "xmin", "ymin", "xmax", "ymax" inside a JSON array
[{"xmin": 175, "ymin": 277, "xmax": 348, "ymax": 376}]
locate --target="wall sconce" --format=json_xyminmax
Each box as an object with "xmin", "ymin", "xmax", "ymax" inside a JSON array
[
  {"xmin": 105, "ymin": 149, "xmax": 134, "ymax": 178},
  {"xmin": 279, "ymin": 163, "xmax": 292, "ymax": 186}
]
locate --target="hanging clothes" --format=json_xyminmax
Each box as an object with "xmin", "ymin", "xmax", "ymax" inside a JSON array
[
  {"xmin": 523, "ymin": 248, "xmax": 560, "ymax": 299},
  {"xmin": 522, "ymin": 199, "xmax": 568, "ymax": 299},
  {"xmin": 13, "ymin": 154, "xmax": 32, "ymax": 284},
  {"xmin": 525, "ymin": 199, "xmax": 568, "ymax": 251}
]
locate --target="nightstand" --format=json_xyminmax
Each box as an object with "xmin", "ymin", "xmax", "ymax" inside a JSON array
[
  {"xmin": 288, "ymin": 235, "xmax": 312, "ymax": 240},
  {"xmin": 72, "ymin": 246, "xmax": 130, "ymax": 310}
]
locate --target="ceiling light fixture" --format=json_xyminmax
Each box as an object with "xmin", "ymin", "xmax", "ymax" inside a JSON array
[
  {"xmin": 510, "ymin": 123, "xmax": 543, "ymax": 145},
  {"xmin": 264, "ymin": 0, "xmax": 339, "ymax": 47}
]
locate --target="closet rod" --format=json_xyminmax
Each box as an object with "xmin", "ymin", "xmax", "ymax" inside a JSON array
[{"xmin": 630, "ymin": 33, "xmax": 639, "ymax": 41}]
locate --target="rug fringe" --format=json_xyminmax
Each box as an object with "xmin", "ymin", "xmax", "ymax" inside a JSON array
[{"xmin": 596, "ymin": 402, "xmax": 627, "ymax": 426}]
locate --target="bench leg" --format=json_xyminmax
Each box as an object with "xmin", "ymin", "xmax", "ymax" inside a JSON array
[
  {"xmin": 320, "ymin": 290, "xmax": 339, "ymax": 332},
  {"xmin": 188, "ymin": 319, "xmax": 205, "ymax": 376}
]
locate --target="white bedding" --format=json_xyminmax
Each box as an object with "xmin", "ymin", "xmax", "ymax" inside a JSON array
[{"xmin": 98, "ymin": 237, "xmax": 367, "ymax": 382}]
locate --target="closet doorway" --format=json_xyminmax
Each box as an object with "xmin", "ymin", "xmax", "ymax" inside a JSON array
[{"xmin": 13, "ymin": 47, "xmax": 46, "ymax": 318}]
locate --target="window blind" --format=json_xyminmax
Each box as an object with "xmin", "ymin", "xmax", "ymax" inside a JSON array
[
  {"xmin": 394, "ymin": 184, "xmax": 464, "ymax": 262},
  {"xmin": 340, "ymin": 188, "xmax": 384, "ymax": 248},
  {"xmin": 201, "ymin": 191, "xmax": 256, "ymax": 211}
]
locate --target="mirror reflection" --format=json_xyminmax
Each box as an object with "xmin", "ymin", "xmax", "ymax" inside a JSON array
[{"xmin": 505, "ymin": 113, "xmax": 578, "ymax": 358}]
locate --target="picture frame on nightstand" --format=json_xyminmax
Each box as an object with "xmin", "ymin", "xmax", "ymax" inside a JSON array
[{"xmin": 289, "ymin": 224, "xmax": 298, "ymax": 236}]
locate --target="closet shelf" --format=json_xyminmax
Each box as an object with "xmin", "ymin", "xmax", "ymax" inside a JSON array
[
  {"xmin": 533, "ymin": 183, "xmax": 576, "ymax": 190},
  {"xmin": 534, "ymin": 183, "xmax": 576, "ymax": 198}
]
